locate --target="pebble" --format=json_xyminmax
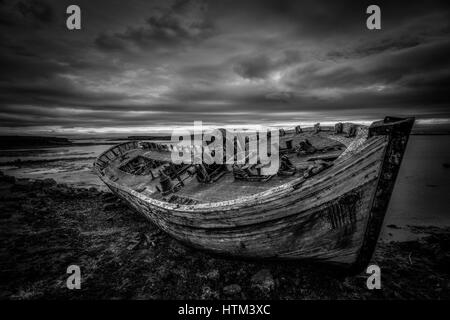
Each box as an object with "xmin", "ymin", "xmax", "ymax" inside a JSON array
[
  {"xmin": 223, "ymin": 284, "xmax": 242, "ymax": 295},
  {"xmin": 251, "ymin": 269, "xmax": 275, "ymax": 292},
  {"xmin": 201, "ymin": 286, "xmax": 219, "ymax": 299},
  {"xmin": 206, "ymin": 269, "xmax": 220, "ymax": 280}
]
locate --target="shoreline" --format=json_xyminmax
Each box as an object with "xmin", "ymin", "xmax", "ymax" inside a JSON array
[
  {"xmin": 0, "ymin": 173, "xmax": 448, "ymax": 299},
  {"xmin": 0, "ymin": 156, "xmax": 97, "ymax": 167}
]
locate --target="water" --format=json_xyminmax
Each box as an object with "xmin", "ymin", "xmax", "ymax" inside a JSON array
[
  {"xmin": 0, "ymin": 144, "xmax": 109, "ymax": 163},
  {"xmin": 380, "ymin": 135, "xmax": 450, "ymax": 241},
  {"xmin": 1, "ymin": 136, "xmax": 449, "ymax": 230},
  {"xmin": 0, "ymin": 143, "xmax": 113, "ymax": 190}
]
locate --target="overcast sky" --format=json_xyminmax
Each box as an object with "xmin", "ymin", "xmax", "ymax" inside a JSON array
[{"xmin": 0, "ymin": 0, "xmax": 449, "ymax": 135}]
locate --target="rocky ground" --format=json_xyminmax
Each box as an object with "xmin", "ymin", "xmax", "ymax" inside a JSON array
[{"xmin": 0, "ymin": 172, "xmax": 449, "ymax": 300}]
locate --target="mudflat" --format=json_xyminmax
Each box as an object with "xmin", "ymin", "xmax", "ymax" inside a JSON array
[{"xmin": 0, "ymin": 174, "xmax": 448, "ymax": 299}]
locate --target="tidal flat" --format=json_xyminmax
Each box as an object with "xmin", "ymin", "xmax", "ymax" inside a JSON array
[{"xmin": 0, "ymin": 174, "xmax": 448, "ymax": 299}]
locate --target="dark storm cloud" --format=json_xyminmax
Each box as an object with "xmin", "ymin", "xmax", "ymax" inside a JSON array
[
  {"xmin": 0, "ymin": 0, "xmax": 54, "ymax": 27},
  {"xmin": 95, "ymin": 0, "xmax": 213, "ymax": 52},
  {"xmin": 0, "ymin": 0, "xmax": 450, "ymax": 133},
  {"xmin": 284, "ymin": 40, "xmax": 450, "ymax": 91},
  {"xmin": 233, "ymin": 50, "xmax": 301, "ymax": 80}
]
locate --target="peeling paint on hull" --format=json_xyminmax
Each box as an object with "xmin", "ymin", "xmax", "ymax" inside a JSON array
[{"xmin": 94, "ymin": 117, "xmax": 414, "ymax": 273}]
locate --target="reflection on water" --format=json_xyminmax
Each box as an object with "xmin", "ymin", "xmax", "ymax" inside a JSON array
[{"xmin": 381, "ymin": 135, "xmax": 450, "ymax": 241}]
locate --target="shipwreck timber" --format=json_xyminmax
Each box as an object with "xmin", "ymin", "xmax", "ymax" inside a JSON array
[{"xmin": 94, "ymin": 117, "xmax": 414, "ymax": 273}]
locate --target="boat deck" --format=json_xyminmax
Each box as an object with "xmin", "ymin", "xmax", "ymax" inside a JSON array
[
  {"xmin": 103, "ymin": 130, "xmax": 352, "ymax": 203},
  {"xmin": 93, "ymin": 117, "xmax": 415, "ymax": 268}
]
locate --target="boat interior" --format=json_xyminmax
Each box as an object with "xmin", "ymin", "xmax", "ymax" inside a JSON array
[{"xmin": 98, "ymin": 124, "xmax": 364, "ymax": 204}]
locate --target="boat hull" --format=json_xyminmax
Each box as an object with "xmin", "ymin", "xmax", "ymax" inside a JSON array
[{"xmin": 94, "ymin": 117, "xmax": 414, "ymax": 272}]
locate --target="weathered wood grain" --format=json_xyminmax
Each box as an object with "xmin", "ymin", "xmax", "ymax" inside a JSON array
[{"xmin": 93, "ymin": 117, "xmax": 414, "ymax": 271}]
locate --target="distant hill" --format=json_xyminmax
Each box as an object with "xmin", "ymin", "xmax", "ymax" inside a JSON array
[
  {"xmin": 411, "ymin": 123, "xmax": 450, "ymax": 135},
  {"xmin": 0, "ymin": 136, "xmax": 72, "ymax": 149},
  {"xmin": 127, "ymin": 135, "xmax": 172, "ymax": 141}
]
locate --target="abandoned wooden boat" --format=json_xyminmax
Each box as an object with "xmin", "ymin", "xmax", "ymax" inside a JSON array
[{"xmin": 94, "ymin": 116, "xmax": 414, "ymax": 272}]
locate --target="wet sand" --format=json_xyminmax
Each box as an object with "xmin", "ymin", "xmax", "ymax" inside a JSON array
[
  {"xmin": 0, "ymin": 174, "xmax": 449, "ymax": 300},
  {"xmin": 0, "ymin": 144, "xmax": 112, "ymax": 191},
  {"xmin": 380, "ymin": 135, "xmax": 450, "ymax": 241}
]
